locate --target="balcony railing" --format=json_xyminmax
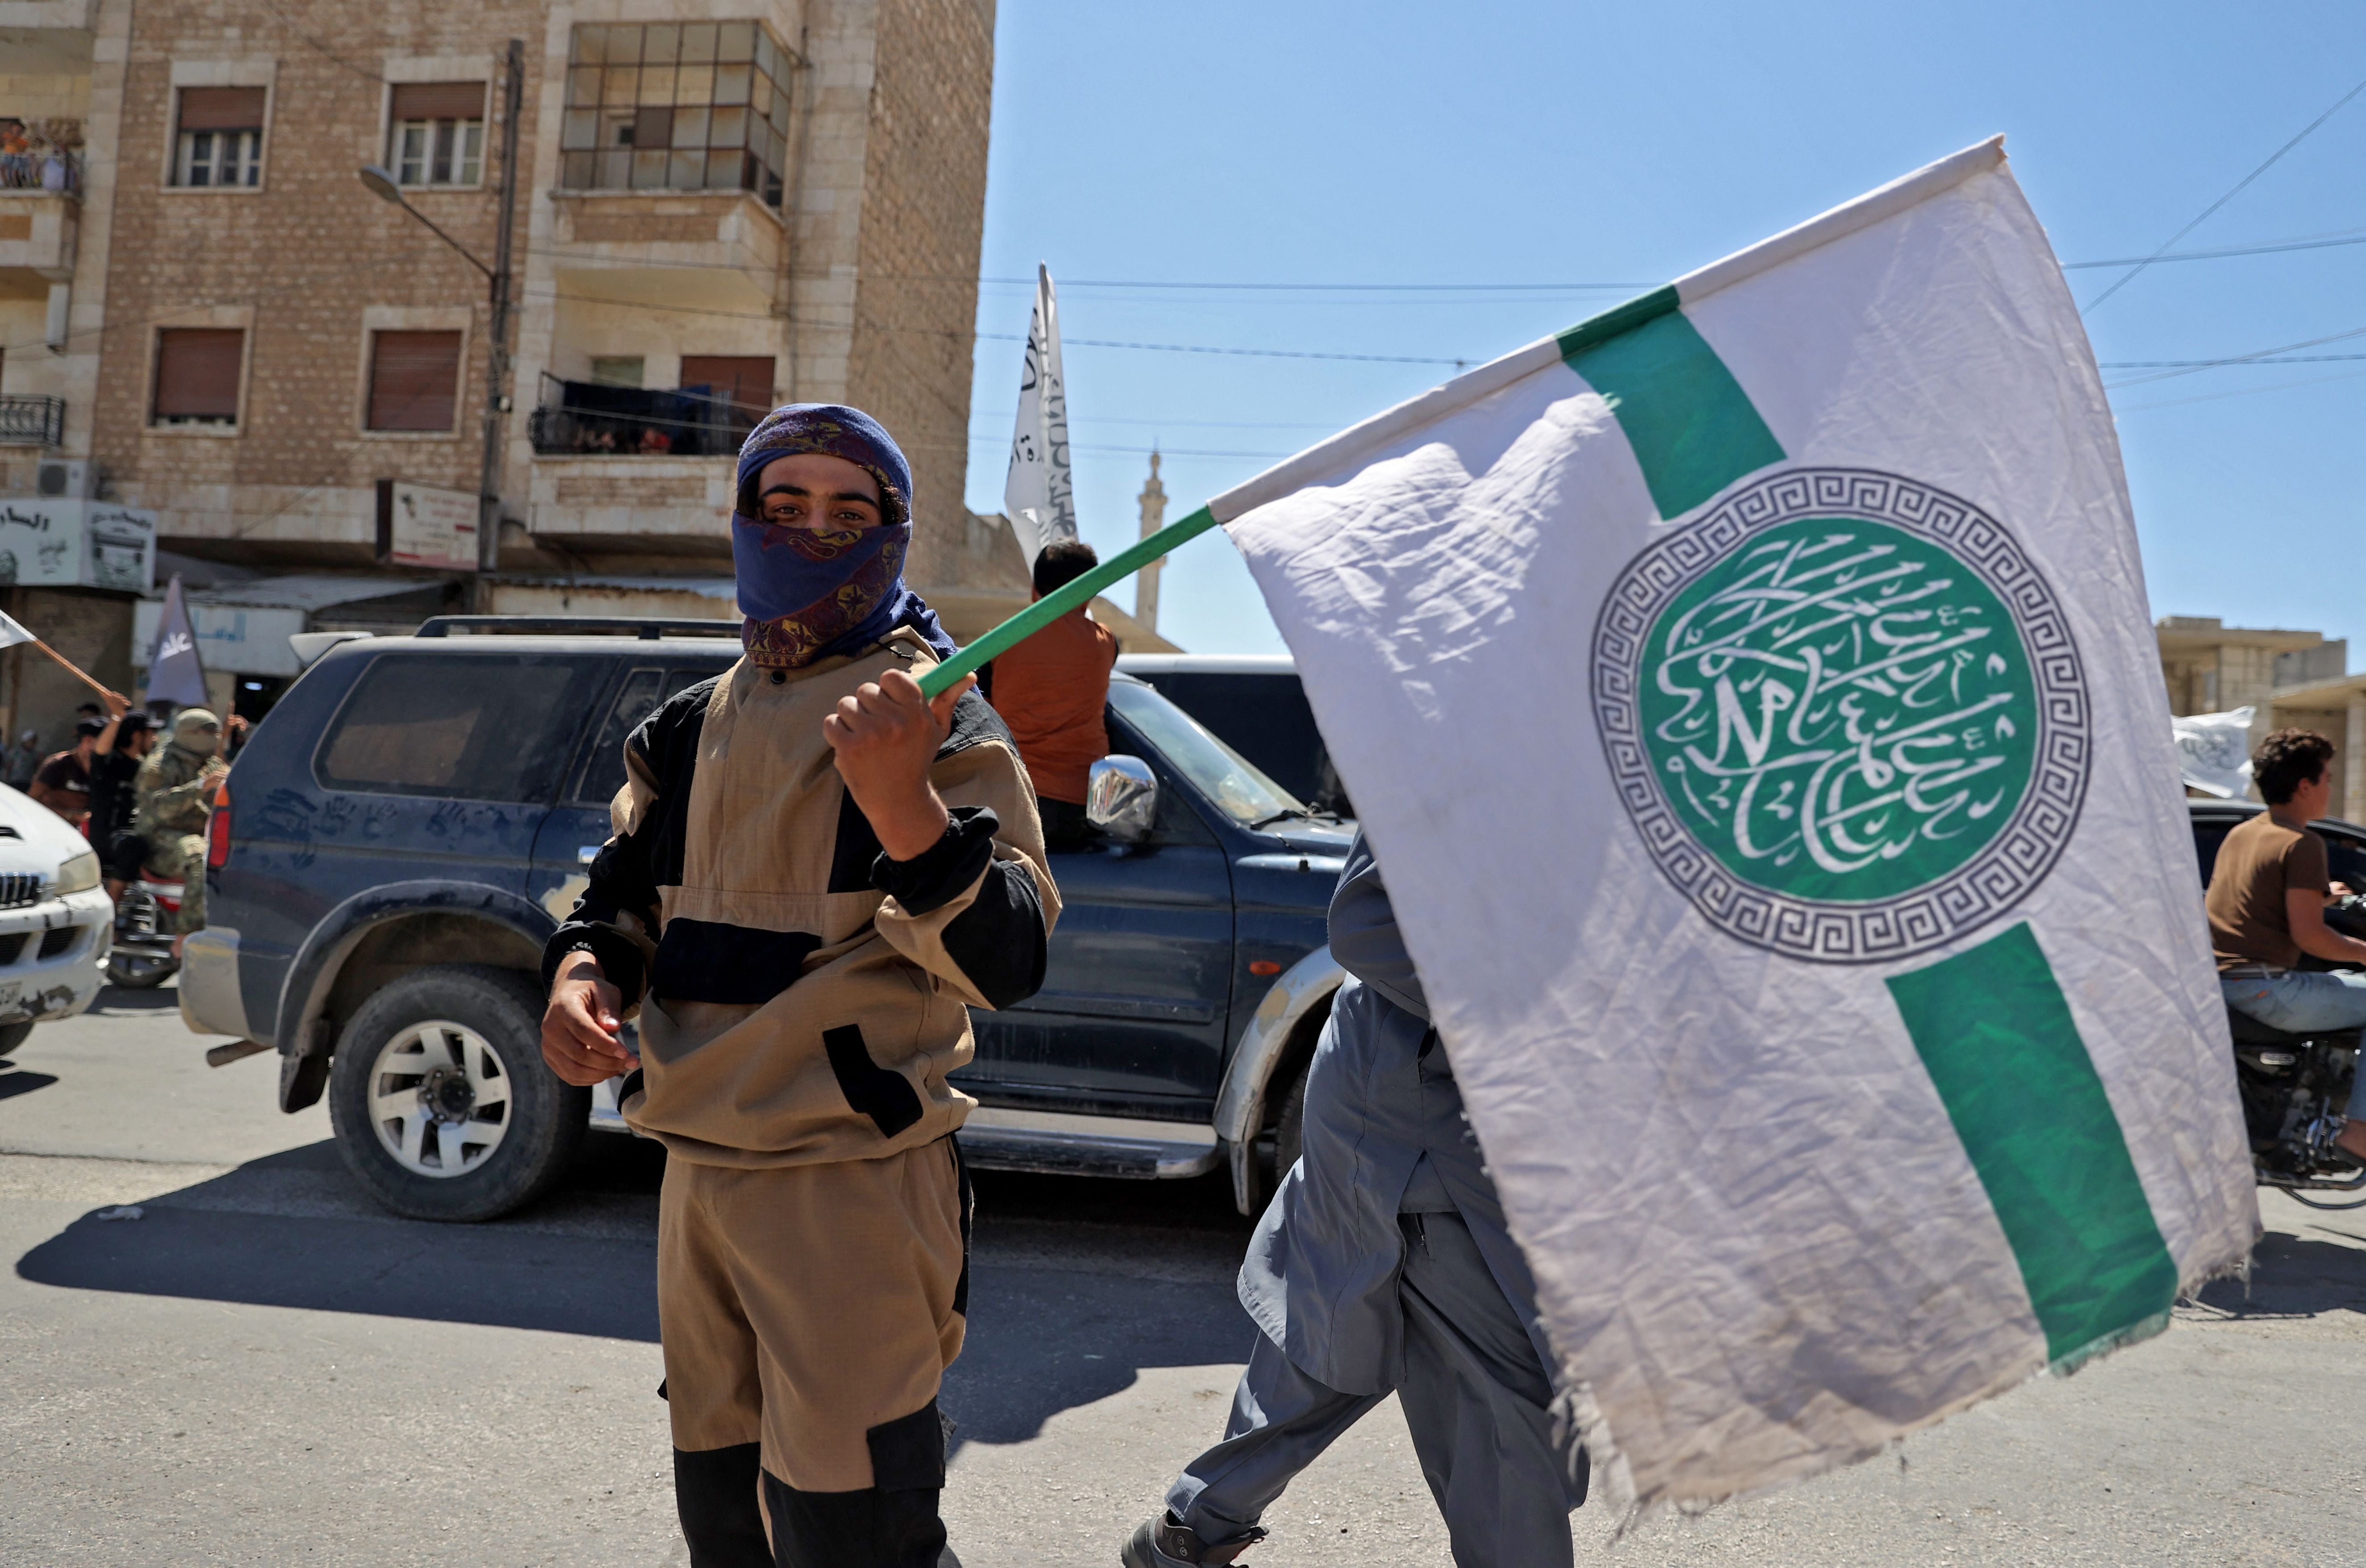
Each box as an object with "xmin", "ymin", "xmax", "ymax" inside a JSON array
[
  {"xmin": 0, "ymin": 149, "xmax": 80, "ymax": 194},
  {"xmin": 0, "ymin": 395, "xmax": 65, "ymax": 448},
  {"xmin": 527, "ymin": 374, "xmax": 757, "ymax": 458}
]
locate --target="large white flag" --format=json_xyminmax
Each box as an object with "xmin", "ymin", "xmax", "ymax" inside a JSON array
[
  {"xmin": 1003, "ymin": 263, "xmax": 1078, "ymax": 567},
  {"xmin": 1205, "ymin": 140, "xmax": 2255, "ymax": 1506}
]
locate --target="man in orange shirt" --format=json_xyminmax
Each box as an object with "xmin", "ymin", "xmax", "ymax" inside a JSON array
[{"xmin": 984, "ymin": 540, "xmax": 1118, "ymax": 847}]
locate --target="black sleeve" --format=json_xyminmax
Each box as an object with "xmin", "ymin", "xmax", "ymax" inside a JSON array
[
  {"xmin": 869, "ymin": 804, "xmax": 1047, "ymax": 1009},
  {"xmin": 539, "ymin": 677, "xmax": 714, "ymax": 1002},
  {"xmin": 870, "ymin": 806, "xmax": 1001, "ymax": 916},
  {"xmin": 938, "ymin": 858, "xmax": 1049, "ymax": 1010}
]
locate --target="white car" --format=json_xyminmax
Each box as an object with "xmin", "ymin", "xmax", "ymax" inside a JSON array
[{"xmin": 0, "ymin": 784, "xmax": 113, "ymax": 1049}]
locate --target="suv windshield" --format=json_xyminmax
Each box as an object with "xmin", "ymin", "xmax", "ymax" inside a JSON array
[{"xmin": 1108, "ymin": 680, "xmax": 1307, "ymax": 828}]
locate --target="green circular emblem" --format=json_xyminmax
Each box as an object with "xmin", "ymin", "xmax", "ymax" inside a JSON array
[
  {"xmin": 1592, "ymin": 469, "xmax": 2089, "ymax": 963},
  {"xmin": 1637, "ymin": 514, "xmax": 2038, "ymax": 902}
]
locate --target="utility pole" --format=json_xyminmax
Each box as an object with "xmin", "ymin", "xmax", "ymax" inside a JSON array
[
  {"xmin": 361, "ymin": 40, "xmax": 525, "ymax": 612},
  {"xmin": 477, "ymin": 39, "xmax": 525, "ymax": 610}
]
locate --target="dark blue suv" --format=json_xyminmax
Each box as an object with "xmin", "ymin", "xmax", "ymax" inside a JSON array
[{"xmin": 178, "ymin": 619, "xmax": 1354, "ymax": 1221}]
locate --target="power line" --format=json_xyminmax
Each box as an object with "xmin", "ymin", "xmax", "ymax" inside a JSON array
[
  {"xmin": 529, "ymin": 286, "xmax": 1481, "ymax": 364},
  {"xmin": 964, "ymin": 435, "xmax": 1291, "ymax": 460},
  {"xmin": 2101, "ymin": 354, "xmax": 2366, "ymax": 367},
  {"xmin": 2100, "ymin": 323, "xmax": 2366, "ymax": 389},
  {"xmin": 2082, "ymin": 71, "xmax": 2366, "ymax": 312},
  {"xmin": 2061, "ymin": 227, "xmax": 2366, "ymax": 268},
  {"xmin": 975, "ymin": 276, "xmax": 1650, "ymax": 294},
  {"xmin": 2112, "ymin": 367, "xmax": 2366, "ymax": 413}
]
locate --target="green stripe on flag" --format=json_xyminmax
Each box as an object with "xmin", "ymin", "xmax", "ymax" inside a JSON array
[
  {"xmin": 1558, "ymin": 291, "xmax": 1785, "ymax": 519},
  {"xmin": 1886, "ymin": 923, "xmax": 2178, "ymax": 1364}
]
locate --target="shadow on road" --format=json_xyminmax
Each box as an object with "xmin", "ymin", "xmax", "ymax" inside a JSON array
[
  {"xmin": 17, "ymin": 1139, "xmax": 665, "ymax": 1338},
  {"xmin": 0, "ymin": 1067, "xmax": 58, "ymax": 1101},
  {"xmin": 2191, "ymin": 1222, "xmax": 2366, "ymax": 1320},
  {"xmin": 13, "ymin": 1131, "xmax": 1262, "ymax": 1453},
  {"xmin": 951, "ymin": 1168, "xmax": 1256, "ymax": 1452}
]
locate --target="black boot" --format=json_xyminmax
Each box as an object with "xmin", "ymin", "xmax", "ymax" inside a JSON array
[{"xmin": 1119, "ymin": 1511, "xmax": 1266, "ymax": 1567}]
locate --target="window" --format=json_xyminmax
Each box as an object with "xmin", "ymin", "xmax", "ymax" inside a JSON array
[
  {"xmin": 318, "ymin": 654, "xmax": 608, "ymax": 801},
  {"xmin": 172, "ymin": 87, "xmax": 265, "ymax": 187},
  {"xmin": 1106, "ymin": 681, "xmax": 1305, "ymax": 829},
  {"xmin": 151, "ymin": 328, "xmax": 244, "ymax": 426},
  {"xmin": 568, "ymin": 664, "xmax": 720, "ymax": 805},
  {"xmin": 366, "ymin": 330, "xmax": 463, "ymax": 432},
  {"xmin": 588, "ymin": 356, "xmax": 645, "ymax": 388},
  {"xmin": 679, "ymin": 355, "xmax": 774, "ymax": 437},
  {"xmin": 387, "ymin": 81, "xmax": 484, "ymax": 187},
  {"xmin": 558, "ymin": 21, "xmax": 793, "ymax": 205}
]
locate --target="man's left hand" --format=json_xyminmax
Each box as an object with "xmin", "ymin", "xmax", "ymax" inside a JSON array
[{"xmin": 824, "ymin": 667, "xmax": 973, "ymax": 861}]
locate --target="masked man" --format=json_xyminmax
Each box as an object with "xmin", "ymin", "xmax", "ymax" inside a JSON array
[
  {"xmin": 133, "ymin": 708, "xmax": 226, "ymax": 935},
  {"xmin": 541, "ymin": 405, "xmax": 1057, "ymax": 1568},
  {"xmin": 1125, "ymin": 832, "xmax": 1585, "ymax": 1568}
]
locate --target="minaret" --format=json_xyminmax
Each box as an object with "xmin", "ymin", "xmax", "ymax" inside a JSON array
[{"xmin": 1135, "ymin": 449, "xmax": 1168, "ymax": 633}]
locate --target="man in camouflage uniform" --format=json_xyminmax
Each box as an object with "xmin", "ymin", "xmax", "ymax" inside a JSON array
[{"xmin": 134, "ymin": 708, "xmax": 226, "ymax": 935}]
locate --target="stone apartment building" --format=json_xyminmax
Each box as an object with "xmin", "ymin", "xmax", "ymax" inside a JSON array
[
  {"xmin": 0, "ymin": 0, "xmax": 1157, "ymax": 746},
  {"xmin": 2156, "ymin": 615, "xmax": 2366, "ymax": 819}
]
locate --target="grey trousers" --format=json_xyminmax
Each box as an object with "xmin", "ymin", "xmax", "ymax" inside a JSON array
[{"xmin": 1167, "ymin": 1209, "xmax": 1584, "ymax": 1568}]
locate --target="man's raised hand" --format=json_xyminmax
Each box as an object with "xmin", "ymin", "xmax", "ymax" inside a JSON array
[{"xmin": 823, "ymin": 666, "xmax": 973, "ymax": 861}]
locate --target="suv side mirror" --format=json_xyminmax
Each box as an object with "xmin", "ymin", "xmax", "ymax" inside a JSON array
[{"xmin": 1086, "ymin": 755, "xmax": 1158, "ymax": 845}]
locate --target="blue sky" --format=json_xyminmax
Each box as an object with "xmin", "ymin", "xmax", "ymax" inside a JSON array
[{"xmin": 960, "ymin": 1, "xmax": 2366, "ymax": 661}]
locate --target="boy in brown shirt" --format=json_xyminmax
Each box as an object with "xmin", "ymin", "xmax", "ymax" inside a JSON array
[
  {"xmin": 2206, "ymin": 727, "xmax": 2366, "ymax": 1162},
  {"xmin": 981, "ymin": 539, "xmax": 1118, "ymax": 848}
]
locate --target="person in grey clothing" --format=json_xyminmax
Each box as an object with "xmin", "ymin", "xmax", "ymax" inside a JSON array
[{"xmin": 1122, "ymin": 831, "xmax": 1586, "ymax": 1568}]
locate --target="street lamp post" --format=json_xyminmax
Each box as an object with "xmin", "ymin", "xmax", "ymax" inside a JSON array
[{"xmin": 360, "ymin": 38, "xmax": 525, "ymax": 612}]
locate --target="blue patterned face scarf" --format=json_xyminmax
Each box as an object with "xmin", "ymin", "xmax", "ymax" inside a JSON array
[{"xmin": 731, "ymin": 403, "xmax": 956, "ymax": 669}]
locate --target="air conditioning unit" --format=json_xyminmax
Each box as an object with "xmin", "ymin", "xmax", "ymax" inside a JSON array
[{"xmin": 35, "ymin": 459, "xmax": 96, "ymax": 501}]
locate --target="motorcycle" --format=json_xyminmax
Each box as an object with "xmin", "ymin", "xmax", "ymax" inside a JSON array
[
  {"xmin": 107, "ymin": 867, "xmax": 182, "ymax": 989},
  {"xmin": 2230, "ymin": 1002, "xmax": 2366, "ymax": 1210}
]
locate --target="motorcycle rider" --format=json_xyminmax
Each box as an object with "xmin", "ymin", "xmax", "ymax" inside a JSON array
[
  {"xmin": 2208, "ymin": 727, "xmax": 2366, "ymax": 1164},
  {"xmin": 89, "ymin": 710, "xmax": 157, "ymax": 901},
  {"xmin": 133, "ymin": 708, "xmax": 226, "ymax": 943}
]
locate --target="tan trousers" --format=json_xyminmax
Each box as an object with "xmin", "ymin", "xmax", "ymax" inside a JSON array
[{"xmin": 659, "ymin": 1137, "xmax": 968, "ymax": 1494}]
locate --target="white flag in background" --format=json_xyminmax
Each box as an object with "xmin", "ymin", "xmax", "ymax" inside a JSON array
[
  {"xmin": 1200, "ymin": 139, "xmax": 2255, "ymax": 1507},
  {"xmin": 1003, "ymin": 263, "xmax": 1078, "ymax": 567},
  {"xmin": 2172, "ymin": 706, "xmax": 2256, "ymax": 799}
]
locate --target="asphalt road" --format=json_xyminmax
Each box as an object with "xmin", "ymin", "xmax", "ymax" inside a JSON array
[{"xmin": 4, "ymin": 991, "xmax": 2365, "ymax": 1566}]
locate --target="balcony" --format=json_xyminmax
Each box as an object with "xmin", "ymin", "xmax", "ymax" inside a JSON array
[
  {"xmin": 0, "ymin": 396, "xmax": 65, "ymax": 448},
  {"xmin": 0, "ymin": 167, "xmax": 79, "ymax": 282},
  {"xmin": 526, "ymin": 375, "xmax": 755, "ymax": 458},
  {"xmin": 0, "ymin": 148, "xmax": 79, "ymax": 194}
]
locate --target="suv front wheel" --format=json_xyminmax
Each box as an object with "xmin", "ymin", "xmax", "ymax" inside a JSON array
[{"xmin": 327, "ymin": 966, "xmax": 588, "ymax": 1222}]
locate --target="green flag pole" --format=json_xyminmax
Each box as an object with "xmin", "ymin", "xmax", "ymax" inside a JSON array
[{"xmin": 918, "ymin": 505, "xmax": 1223, "ymax": 699}]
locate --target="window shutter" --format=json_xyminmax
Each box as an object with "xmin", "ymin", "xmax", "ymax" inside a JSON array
[
  {"xmin": 368, "ymin": 331, "xmax": 464, "ymax": 432},
  {"xmin": 389, "ymin": 81, "xmax": 486, "ymax": 120},
  {"xmin": 153, "ymin": 329, "xmax": 244, "ymax": 419},
  {"xmin": 679, "ymin": 355, "xmax": 775, "ymax": 417},
  {"xmin": 177, "ymin": 87, "xmax": 267, "ymax": 132}
]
